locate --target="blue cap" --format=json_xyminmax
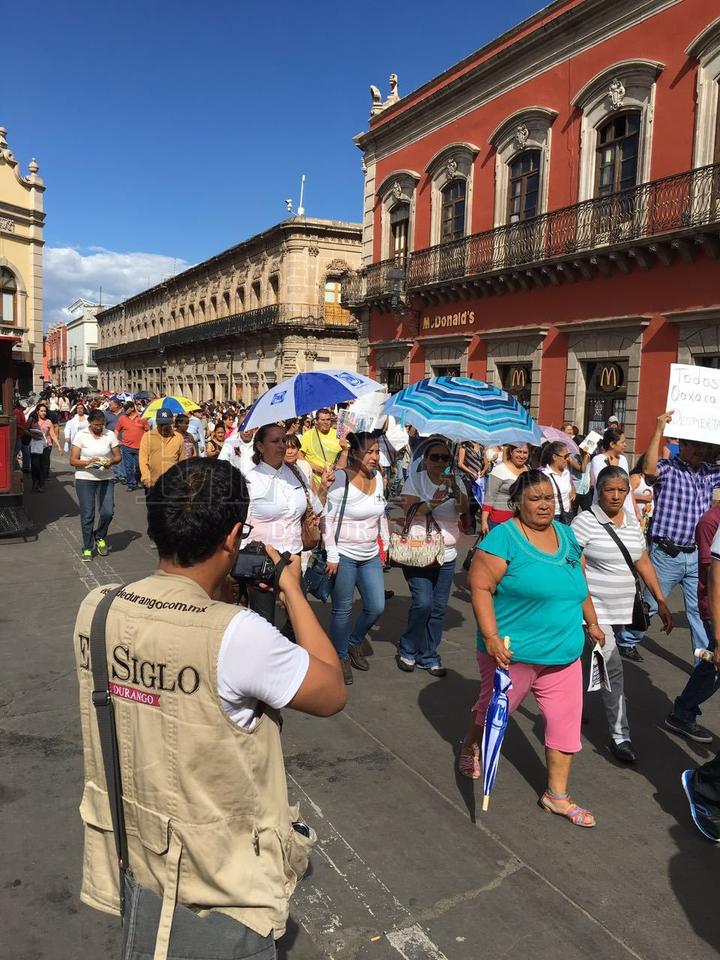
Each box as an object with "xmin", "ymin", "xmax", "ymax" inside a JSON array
[{"xmin": 155, "ymin": 407, "xmax": 174, "ymax": 425}]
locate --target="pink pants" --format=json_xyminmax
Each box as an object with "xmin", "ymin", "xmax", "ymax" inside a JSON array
[{"xmin": 472, "ymin": 653, "xmax": 583, "ymax": 754}]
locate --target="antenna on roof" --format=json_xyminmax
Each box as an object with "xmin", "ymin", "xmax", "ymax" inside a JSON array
[{"xmin": 297, "ymin": 174, "xmax": 306, "ymax": 217}]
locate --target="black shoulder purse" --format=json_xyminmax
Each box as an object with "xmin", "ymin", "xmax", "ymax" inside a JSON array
[
  {"xmin": 595, "ymin": 516, "xmax": 651, "ymax": 631},
  {"xmin": 548, "ymin": 473, "xmax": 573, "ymax": 525}
]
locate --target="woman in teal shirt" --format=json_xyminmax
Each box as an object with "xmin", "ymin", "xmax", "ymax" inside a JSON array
[{"xmin": 459, "ymin": 470, "xmax": 605, "ymax": 828}]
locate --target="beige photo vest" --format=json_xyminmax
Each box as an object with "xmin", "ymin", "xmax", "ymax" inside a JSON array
[{"xmin": 74, "ymin": 570, "xmax": 313, "ymax": 939}]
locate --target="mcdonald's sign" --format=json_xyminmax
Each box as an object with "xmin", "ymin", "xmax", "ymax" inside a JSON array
[
  {"xmin": 598, "ymin": 363, "xmax": 623, "ymax": 393},
  {"xmin": 503, "ymin": 364, "xmax": 531, "ymax": 396},
  {"xmin": 510, "ymin": 366, "xmax": 528, "ymax": 390}
]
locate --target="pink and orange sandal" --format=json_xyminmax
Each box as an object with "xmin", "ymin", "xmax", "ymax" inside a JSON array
[
  {"xmin": 538, "ymin": 791, "xmax": 596, "ymax": 828},
  {"xmin": 457, "ymin": 741, "xmax": 481, "ymax": 780}
]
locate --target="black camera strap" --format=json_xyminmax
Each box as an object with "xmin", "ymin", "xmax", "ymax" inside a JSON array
[{"xmin": 88, "ymin": 585, "xmax": 130, "ymax": 909}]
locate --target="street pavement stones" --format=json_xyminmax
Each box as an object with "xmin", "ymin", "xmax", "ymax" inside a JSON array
[{"xmin": 1, "ymin": 450, "xmax": 719, "ymax": 959}]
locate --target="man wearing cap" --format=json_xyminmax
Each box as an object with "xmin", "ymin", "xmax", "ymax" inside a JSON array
[
  {"xmin": 606, "ymin": 414, "xmax": 621, "ymax": 429},
  {"xmin": 115, "ymin": 401, "xmax": 150, "ymax": 492},
  {"xmin": 103, "ymin": 397, "xmax": 126, "ymax": 484},
  {"xmin": 187, "ymin": 406, "xmax": 206, "ymax": 456},
  {"xmin": 139, "ymin": 407, "xmax": 188, "ymax": 490}
]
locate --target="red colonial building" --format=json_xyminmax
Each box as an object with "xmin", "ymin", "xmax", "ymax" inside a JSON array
[
  {"xmin": 345, "ymin": 0, "xmax": 720, "ymax": 453},
  {"xmin": 45, "ymin": 322, "xmax": 67, "ymax": 386}
]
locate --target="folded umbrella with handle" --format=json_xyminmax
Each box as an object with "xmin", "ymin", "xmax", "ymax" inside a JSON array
[{"xmin": 481, "ymin": 636, "xmax": 513, "ymax": 812}]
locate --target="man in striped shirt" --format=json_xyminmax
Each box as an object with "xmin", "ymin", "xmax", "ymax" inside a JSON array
[{"xmin": 618, "ymin": 411, "xmax": 720, "ymax": 661}]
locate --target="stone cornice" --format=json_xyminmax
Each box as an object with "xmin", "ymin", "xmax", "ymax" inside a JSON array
[
  {"xmin": 355, "ymin": 0, "xmax": 681, "ymax": 160},
  {"xmin": 685, "ymin": 15, "xmax": 720, "ymax": 59}
]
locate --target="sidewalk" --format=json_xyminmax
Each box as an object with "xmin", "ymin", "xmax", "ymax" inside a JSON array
[{"xmin": 1, "ymin": 451, "xmax": 718, "ymax": 960}]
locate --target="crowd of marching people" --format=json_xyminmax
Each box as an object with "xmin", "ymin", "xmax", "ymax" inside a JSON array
[{"xmin": 16, "ymin": 383, "xmax": 720, "ymax": 838}]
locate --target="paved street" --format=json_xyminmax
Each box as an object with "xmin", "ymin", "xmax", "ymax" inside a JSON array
[{"xmin": 1, "ymin": 451, "xmax": 719, "ymax": 960}]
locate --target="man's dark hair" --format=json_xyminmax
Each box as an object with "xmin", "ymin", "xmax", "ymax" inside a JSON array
[
  {"xmin": 88, "ymin": 410, "xmax": 105, "ymax": 424},
  {"xmin": 147, "ymin": 459, "xmax": 249, "ymax": 567},
  {"xmin": 174, "ymin": 414, "xmax": 189, "ymax": 427},
  {"xmin": 124, "ymin": 401, "xmax": 135, "ymax": 412},
  {"xmin": 316, "ymin": 408, "xmax": 332, "ymax": 418}
]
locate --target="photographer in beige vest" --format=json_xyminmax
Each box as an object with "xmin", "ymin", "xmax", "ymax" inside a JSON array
[{"xmin": 73, "ymin": 457, "xmax": 346, "ymax": 958}]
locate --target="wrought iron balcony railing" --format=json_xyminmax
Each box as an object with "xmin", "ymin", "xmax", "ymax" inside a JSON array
[
  {"xmin": 95, "ymin": 302, "xmax": 356, "ymax": 363},
  {"xmin": 344, "ymin": 161, "xmax": 720, "ymax": 303}
]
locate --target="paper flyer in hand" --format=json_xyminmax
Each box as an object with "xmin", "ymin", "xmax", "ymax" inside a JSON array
[
  {"xmin": 335, "ymin": 408, "xmax": 378, "ymax": 440},
  {"xmin": 587, "ymin": 643, "xmax": 611, "ymax": 693},
  {"xmin": 579, "ymin": 430, "xmax": 602, "ymax": 454}
]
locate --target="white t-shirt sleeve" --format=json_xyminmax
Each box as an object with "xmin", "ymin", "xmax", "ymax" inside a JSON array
[
  {"xmin": 217, "ymin": 610, "xmax": 310, "ymax": 729},
  {"xmin": 711, "ymin": 526, "xmax": 720, "ymax": 561}
]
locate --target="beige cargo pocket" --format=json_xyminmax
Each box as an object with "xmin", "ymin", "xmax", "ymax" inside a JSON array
[{"xmin": 279, "ymin": 805, "xmax": 316, "ymax": 890}]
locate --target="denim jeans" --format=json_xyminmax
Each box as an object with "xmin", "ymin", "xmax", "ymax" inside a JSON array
[
  {"xmin": 121, "ymin": 446, "xmax": 140, "ymax": 489},
  {"xmin": 673, "ymin": 619, "xmax": 720, "ymax": 722},
  {"xmin": 330, "ymin": 553, "xmax": 385, "ymax": 659},
  {"xmin": 399, "ymin": 558, "xmax": 456, "ymax": 668},
  {"xmin": 76, "ymin": 478, "xmax": 114, "ymax": 551},
  {"xmin": 619, "ymin": 542, "xmax": 707, "ymax": 655}
]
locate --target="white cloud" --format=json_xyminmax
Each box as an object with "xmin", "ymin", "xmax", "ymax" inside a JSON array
[{"xmin": 43, "ymin": 246, "xmax": 191, "ymax": 328}]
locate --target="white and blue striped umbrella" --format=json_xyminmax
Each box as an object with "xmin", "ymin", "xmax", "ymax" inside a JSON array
[
  {"xmin": 481, "ymin": 665, "xmax": 513, "ymax": 812},
  {"xmin": 240, "ymin": 370, "xmax": 382, "ymax": 430},
  {"xmin": 382, "ymin": 376, "xmax": 542, "ymax": 445}
]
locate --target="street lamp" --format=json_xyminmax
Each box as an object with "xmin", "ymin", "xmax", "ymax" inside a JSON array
[{"xmin": 225, "ymin": 350, "xmax": 234, "ymax": 402}]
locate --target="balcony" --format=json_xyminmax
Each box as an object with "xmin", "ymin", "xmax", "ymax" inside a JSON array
[
  {"xmin": 94, "ymin": 302, "xmax": 356, "ymax": 363},
  {"xmin": 343, "ymin": 161, "xmax": 720, "ymax": 307}
]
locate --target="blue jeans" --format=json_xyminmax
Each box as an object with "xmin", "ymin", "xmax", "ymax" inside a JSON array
[
  {"xmin": 121, "ymin": 446, "xmax": 140, "ymax": 489},
  {"xmin": 619, "ymin": 542, "xmax": 707, "ymax": 655},
  {"xmin": 399, "ymin": 559, "xmax": 456, "ymax": 668},
  {"xmin": 76, "ymin": 478, "xmax": 114, "ymax": 551},
  {"xmin": 674, "ymin": 619, "xmax": 720, "ymax": 722},
  {"xmin": 330, "ymin": 554, "xmax": 385, "ymax": 659}
]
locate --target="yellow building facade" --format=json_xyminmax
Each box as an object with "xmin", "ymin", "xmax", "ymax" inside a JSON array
[{"xmin": 0, "ymin": 126, "xmax": 45, "ymax": 393}]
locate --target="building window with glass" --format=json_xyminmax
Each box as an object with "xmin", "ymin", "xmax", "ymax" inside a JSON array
[
  {"xmin": 390, "ymin": 202, "xmax": 410, "ymax": 261},
  {"xmin": 440, "ymin": 180, "xmax": 466, "ymax": 242},
  {"xmin": 1, "ymin": 268, "xmax": 17, "ymax": 324},
  {"xmin": 595, "ymin": 111, "xmax": 641, "ymax": 197},
  {"xmin": 507, "ymin": 150, "xmax": 541, "ymax": 223}
]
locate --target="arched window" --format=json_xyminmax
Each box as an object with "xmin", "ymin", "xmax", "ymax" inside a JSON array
[
  {"xmin": 390, "ymin": 202, "xmax": 410, "ymax": 262},
  {"xmin": 441, "ymin": 180, "xmax": 466, "ymax": 243},
  {"xmin": 1, "ymin": 267, "xmax": 17, "ymax": 324},
  {"xmin": 507, "ymin": 150, "xmax": 541, "ymax": 223},
  {"xmin": 595, "ymin": 111, "xmax": 641, "ymax": 196}
]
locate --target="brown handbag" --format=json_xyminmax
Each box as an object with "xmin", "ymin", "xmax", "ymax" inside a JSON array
[{"xmin": 287, "ymin": 463, "xmax": 322, "ymax": 550}]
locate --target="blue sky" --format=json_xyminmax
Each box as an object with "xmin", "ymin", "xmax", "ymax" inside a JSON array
[{"xmin": 5, "ymin": 0, "xmax": 546, "ymax": 324}]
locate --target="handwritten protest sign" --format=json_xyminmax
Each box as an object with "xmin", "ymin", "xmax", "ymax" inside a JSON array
[{"xmin": 664, "ymin": 363, "xmax": 720, "ymax": 444}]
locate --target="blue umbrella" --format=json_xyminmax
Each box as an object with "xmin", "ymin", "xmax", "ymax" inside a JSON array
[
  {"xmin": 481, "ymin": 644, "xmax": 513, "ymax": 812},
  {"xmin": 241, "ymin": 371, "xmax": 382, "ymax": 430},
  {"xmin": 382, "ymin": 376, "xmax": 542, "ymax": 445}
]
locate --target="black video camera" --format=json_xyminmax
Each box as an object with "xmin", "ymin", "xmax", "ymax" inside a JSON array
[{"xmin": 232, "ymin": 541, "xmax": 276, "ymax": 585}]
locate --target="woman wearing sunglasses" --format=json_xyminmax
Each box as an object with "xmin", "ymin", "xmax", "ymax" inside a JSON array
[
  {"xmin": 396, "ymin": 438, "xmax": 468, "ymax": 676},
  {"xmin": 540, "ymin": 441, "xmax": 575, "ymax": 524}
]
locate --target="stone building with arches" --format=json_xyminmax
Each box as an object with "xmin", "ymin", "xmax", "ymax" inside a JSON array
[
  {"xmin": 345, "ymin": 0, "xmax": 720, "ymax": 455},
  {"xmin": 95, "ymin": 218, "xmax": 361, "ymax": 403},
  {"xmin": 0, "ymin": 126, "xmax": 45, "ymax": 393}
]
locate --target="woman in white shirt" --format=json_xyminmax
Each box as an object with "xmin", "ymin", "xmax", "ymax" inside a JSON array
[
  {"xmin": 541, "ymin": 441, "xmax": 575, "ymax": 522},
  {"xmin": 322, "ymin": 432, "xmax": 389, "ymax": 685},
  {"xmin": 244, "ymin": 423, "xmax": 325, "ymax": 631},
  {"xmin": 397, "ymin": 438, "xmax": 469, "ymax": 677},
  {"xmin": 64, "ymin": 402, "xmax": 89, "ymax": 453},
  {"xmin": 68, "ymin": 409, "xmax": 121, "ymax": 561},
  {"xmin": 218, "ymin": 427, "xmax": 255, "ymax": 476},
  {"xmin": 590, "ymin": 428, "xmax": 640, "ymax": 524}
]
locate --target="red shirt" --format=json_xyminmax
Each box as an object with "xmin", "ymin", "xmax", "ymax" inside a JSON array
[
  {"xmin": 696, "ymin": 504, "xmax": 720, "ymax": 621},
  {"xmin": 116, "ymin": 413, "xmax": 149, "ymax": 449},
  {"xmin": 14, "ymin": 408, "xmax": 26, "ymax": 438}
]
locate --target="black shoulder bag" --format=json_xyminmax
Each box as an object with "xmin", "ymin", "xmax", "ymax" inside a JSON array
[
  {"xmin": 595, "ymin": 515, "xmax": 651, "ymax": 631},
  {"xmin": 303, "ymin": 474, "xmax": 350, "ymax": 602},
  {"xmin": 89, "ymin": 589, "xmax": 274, "ymax": 960}
]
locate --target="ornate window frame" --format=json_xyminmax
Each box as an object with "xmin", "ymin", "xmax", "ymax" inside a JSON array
[
  {"xmin": 376, "ymin": 169, "xmax": 420, "ymax": 260},
  {"xmin": 687, "ymin": 18, "xmax": 720, "ymax": 167},
  {"xmin": 425, "ymin": 142, "xmax": 479, "ymax": 245},
  {"xmin": 572, "ymin": 59, "xmax": 664, "ymax": 202},
  {"xmin": 488, "ymin": 107, "xmax": 557, "ymax": 228}
]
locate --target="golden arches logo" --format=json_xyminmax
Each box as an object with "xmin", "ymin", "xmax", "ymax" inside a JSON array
[
  {"xmin": 509, "ymin": 367, "xmax": 528, "ymax": 389},
  {"xmin": 599, "ymin": 365, "xmax": 619, "ymax": 391}
]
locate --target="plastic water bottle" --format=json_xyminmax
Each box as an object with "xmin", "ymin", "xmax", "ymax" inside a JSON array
[{"xmin": 694, "ymin": 648, "xmax": 715, "ymax": 663}]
